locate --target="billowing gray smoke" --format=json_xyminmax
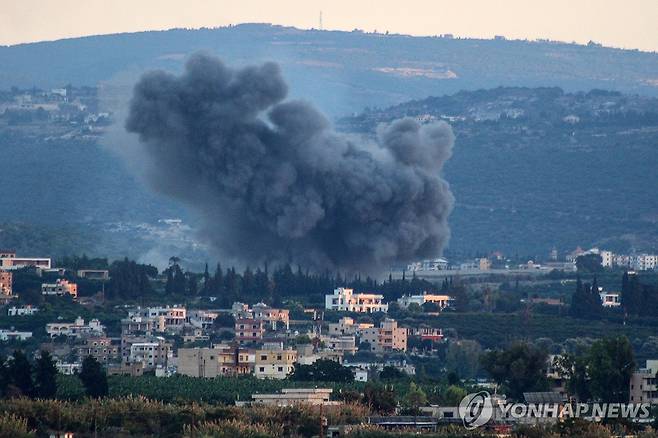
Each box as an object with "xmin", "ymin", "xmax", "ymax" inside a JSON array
[{"xmin": 125, "ymin": 53, "xmax": 455, "ymax": 271}]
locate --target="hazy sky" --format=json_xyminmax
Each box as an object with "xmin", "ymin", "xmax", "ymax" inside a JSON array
[{"xmin": 2, "ymin": 0, "xmax": 657, "ymax": 51}]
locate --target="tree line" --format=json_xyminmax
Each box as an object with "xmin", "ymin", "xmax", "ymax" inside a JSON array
[
  {"xmin": 569, "ymin": 271, "xmax": 658, "ymax": 319},
  {"xmin": 0, "ymin": 351, "xmax": 108, "ymax": 399},
  {"xmin": 58, "ymin": 254, "xmax": 460, "ymax": 306},
  {"xmin": 481, "ymin": 336, "xmax": 635, "ymax": 403}
]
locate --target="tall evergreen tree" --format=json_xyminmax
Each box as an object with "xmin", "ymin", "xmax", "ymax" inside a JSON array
[
  {"xmin": 212, "ymin": 263, "xmax": 224, "ymax": 296},
  {"xmin": 79, "ymin": 356, "xmax": 108, "ymax": 398},
  {"xmin": 201, "ymin": 263, "xmax": 211, "ymax": 295},
  {"xmin": 0, "ymin": 355, "xmax": 8, "ymax": 397},
  {"xmin": 621, "ymin": 271, "xmax": 642, "ymax": 315},
  {"xmin": 34, "ymin": 351, "xmax": 58, "ymax": 398},
  {"xmin": 8, "ymin": 350, "xmax": 33, "ymax": 397},
  {"xmin": 186, "ymin": 273, "xmax": 198, "ymax": 296}
]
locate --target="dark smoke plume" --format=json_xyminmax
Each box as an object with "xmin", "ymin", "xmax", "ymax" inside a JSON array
[{"xmin": 126, "ymin": 53, "xmax": 455, "ymax": 271}]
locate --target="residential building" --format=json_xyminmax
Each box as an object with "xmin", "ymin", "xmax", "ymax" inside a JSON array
[
  {"xmin": 181, "ymin": 327, "xmax": 209, "ymax": 343},
  {"xmin": 76, "ymin": 337, "xmax": 120, "ymax": 364},
  {"xmin": 235, "ymin": 318, "xmax": 265, "ymax": 344},
  {"xmin": 254, "ymin": 346, "xmax": 297, "ymax": 379},
  {"xmin": 42, "ymin": 279, "xmax": 78, "ymax": 298},
  {"xmin": 409, "ymin": 327, "xmax": 444, "ymax": 342},
  {"xmin": 478, "ymin": 258, "xmax": 492, "ymax": 271},
  {"xmin": 321, "ymin": 335, "xmax": 358, "ymax": 355},
  {"xmin": 630, "ymin": 360, "xmax": 658, "ymax": 404},
  {"xmin": 7, "ymin": 305, "xmax": 39, "ymax": 316},
  {"xmin": 614, "ymin": 254, "xmax": 631, "ymax": 267},
  {"xmin": 76, "ymin": 269, "xmax": 110, "ymax": 280},
  {"xmin": 46, "ymin": 317, "xmax": 104, "ymax": 338},
  {"xmin": 325, "ymin": 288, "xmax": 388, "ymax": 313},
  {"xmin": 0, "ymin": 254, "xmax": 51, "ymax": 270},
  {"xmin": 252, "ymin": 303, "xmax": 290, "ymax": 330},
  {"xmin": 0, "ymin": 329, "xmax": 32, "ymax": 341},
  {"xmin": 121, "ymin": 316, "xmax": 155, "ymax": 335},
  {"xmin": 128, "ymin": 340, "xmax": 171, "ymax": 371},
  {"xmin": 599, "ymin": 291, "xmax": 621, "ymax": 308},
  {"xmin": 631, "ymin": 254, "xmax": 658, "ymax": 271},
  {"xmin": 397, "ymin": 293, "xmax": 451, "ymax": 310},
  {"xmin": 56, "ymin": 362, "xmax": 82, "ymax": 375},
  {"xmin": 296, "ymin": 343, "xmax": 346, "ymax": 365},
  {"xmin": 231, "ymin": 302, "xmax": 251, "ymax": 319},
  {"xmin": 545, "ymin": 355, "xmax": 568, "ymax": 400},
  {"xmin": 327, "ymin": 317, "xmax": 374, "ymax": 336},
  {"xmin": 177, "ymin": 345, "xmax": 253, "ymax": 377},
  {"xmin": 360, "ymin": 318, "xmax": 408, "ymax": 353},
  {"xmin": 407, "ymin": 258, "xmax": 449, "ymax": 271},
  {"xmin": 187, "ymin": 310, "xmax": 219, "ymax": 330},
  {"xmin": 128, "ymin": 306, "xmax": 186, "ymax": 332},
  {"xmin": 107, "ymin": 362, "xmax": 144, "ymax": 377},
  {"xmin": 120, "ymin": 335, "xmax": 171, "ymax": 368},
  {"xmin": 0, "ymin": 270, "xmax": 12, "ymax": 296},
  {"xmin": 345, "ymin": 359, "xmax": 415, "ymax": 377},
  {"xmin": 600, "ymin": 250, "xmax": 613, "ymax": 268}
]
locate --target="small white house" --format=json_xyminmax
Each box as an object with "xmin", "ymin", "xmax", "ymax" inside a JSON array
[{"xmin": 7, "ymin": 305, "xmax": 39, "ymax": 316}]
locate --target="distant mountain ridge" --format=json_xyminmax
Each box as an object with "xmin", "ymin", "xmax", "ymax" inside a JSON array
[{"xmin": 2, "ymin": 23, "xmax": 658, "ymax": 116}]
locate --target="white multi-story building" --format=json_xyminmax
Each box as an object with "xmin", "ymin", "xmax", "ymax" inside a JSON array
[
  {"xmin": 325, "ymin": 288, "xmax": 388, "ymax": 313},
  {"xmin": 46, "ymin": 317, "xmax": 105, "ymax": 338},
  {"xmin": 600, "ymin": 250, "xmax": 614, "ymax": 268},
  {"xmin": 631, "ymin": 254, "xmax": 658, "ymax": 271},
  {"xmin": 128, "ymin": 306, "xmax": 186, "ymax": 332},
  {"xmin": 42, "ymin": 279, "xmax": 78, "ymax": 298},
  {"xmin": 613, "ymin": 254, "xmax": 630, "ymax": 267},
  {"xmin": 129, "ymin": 341, "xmax": 171, "ymax": 370}
]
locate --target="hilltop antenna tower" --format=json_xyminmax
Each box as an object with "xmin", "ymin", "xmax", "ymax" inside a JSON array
[{"xmin": 319, "ymin": 11, "xmax": 323, "ymax": 30}]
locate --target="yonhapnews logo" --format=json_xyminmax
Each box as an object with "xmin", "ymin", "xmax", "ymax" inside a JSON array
[
  {"xmin": 458, "ymin": 391, "xmax": 650, "ymax": 429},
  {"xmin": 458, "ymin": 391, "xmax": 494, "ymax": 429}
]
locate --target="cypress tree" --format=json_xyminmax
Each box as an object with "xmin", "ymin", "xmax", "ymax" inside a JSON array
[
  {"xmin": 34, "ymin": 351, "xmax": 58, "ymax": 398},
  {"xmin": 79, "ymin": 356, "xmax": 108, "ymax": 398},
  {"xmin": 8, "ymin": 350, "xmax": 33, "ymax": 397}
]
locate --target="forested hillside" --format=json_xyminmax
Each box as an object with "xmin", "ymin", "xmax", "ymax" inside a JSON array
[{"xmin": 339, "ymin": 87, "xmax": 658, "ymax": 256}]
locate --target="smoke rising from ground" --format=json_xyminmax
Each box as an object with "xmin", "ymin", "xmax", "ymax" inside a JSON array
[{"xmin": 125, "ymin": 53, "xmax": 455, "ymax": 271}]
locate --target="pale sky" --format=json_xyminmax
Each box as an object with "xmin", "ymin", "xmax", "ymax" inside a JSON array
[{"xmin": 1, "ymin": 0, "xmax": 657, "ymax": 52}]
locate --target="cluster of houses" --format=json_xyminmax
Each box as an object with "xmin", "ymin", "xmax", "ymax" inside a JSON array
[
  {"xmin": 34, "ymin": 297, "xmax": 435, "ymax": 381},
  {"xmin": 0, "ymin": 86, "xmax": 110, "ymax": 141},
  {"xmin": 568, "ymin": 247, "xmax": 658, "ymax": 271},
  {"xmin": 20, "ymin": 287, "xmax": 447, "ymax": 380},
  {"xmin": 326, "ymin": 287, "xmax": 452, "ymax": 313}
]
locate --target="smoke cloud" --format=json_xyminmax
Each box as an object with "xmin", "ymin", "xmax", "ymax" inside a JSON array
[{"xmin": 125, "ymin": 53, "xmax": 454, "ymax": 271}]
